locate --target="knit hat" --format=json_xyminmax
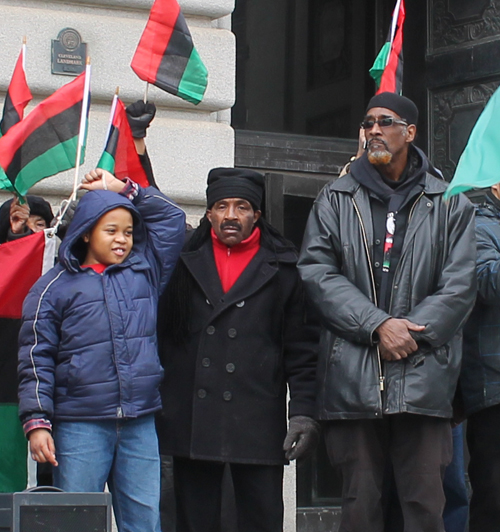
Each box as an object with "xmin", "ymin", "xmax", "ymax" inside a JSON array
[
  {"xmin": 365, "ymin": 92, "xmax": 418, "ymax": 125},
  {"xmin": 0, "ymin": 195, "xmax": 54, "ymax": 243},
  {"xmin": 206, "ymin": 167, "xmax": 265, "ymax": 210}
]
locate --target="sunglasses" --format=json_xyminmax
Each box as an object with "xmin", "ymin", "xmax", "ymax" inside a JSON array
[{"xmin": 361, "ymin": 117, "xmax": 408, "ymax": 129}]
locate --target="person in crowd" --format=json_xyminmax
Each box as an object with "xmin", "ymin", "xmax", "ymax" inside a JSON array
[
  {"xmin": 461, "ymin": 181, "xmax": 500, "ymax": 531},
  {"xmin": 18, "ymin": 169, "xmax": 185, "ymax": 532},
  {"xmin": 156, "ymin": 167, "xmax": 319, "ymax": 532},
  {"xmin": 298, "ymin": 92, "xmax": 476, "ymax": 532}
]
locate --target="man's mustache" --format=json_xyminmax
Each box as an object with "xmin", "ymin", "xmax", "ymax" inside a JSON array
[
  {"xmin": 221, "ymin": 221, "xmax": 242, "ymax": 231},
  {"xmin": 368, "ymin": 138, "xmax": 389, "ymax": 150}
]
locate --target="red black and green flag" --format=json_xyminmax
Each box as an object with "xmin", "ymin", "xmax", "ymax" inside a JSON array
[
  {"xmin": 97, "ymin": 94, "xmax": 149, "ymax": 187},
  {"xmin": 0, "ymin": 68, "xmax": 90, "ymax": 198},
  {"xmin": 0, "ymin": 228, "xmax": 57, "ymax": 492},
  {"xmin": 0, "ymin": 42, "xmax": 32, "ymax": 137},
  {"xmin": 131, "ymin": 0, "xmax": 208, "ymax": 105},
  {"xmin": 369, "ymin": 0, "xmax": 405, "ymax": 94}
]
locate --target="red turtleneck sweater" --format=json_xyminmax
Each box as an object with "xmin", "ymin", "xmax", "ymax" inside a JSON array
[{"xmin": 211, "ymin": 227, "xmax": 261, "ymax": 293}]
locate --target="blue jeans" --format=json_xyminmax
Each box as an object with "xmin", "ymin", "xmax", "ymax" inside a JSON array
[
  {"xmin": 443, "ymin": 424, "xmax": 469, "ymax": 532},
  {"xmin": 52, "ymin": 414, "xmax": 161, "ymax": 532}
]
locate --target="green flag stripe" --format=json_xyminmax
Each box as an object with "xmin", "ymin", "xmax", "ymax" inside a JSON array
[
  {"xmin": 177, "ymin": 47, "xmax": 208, "ymax": 105},
  {"xmin": 0, "ymin": 404, "xmax": 27, "ymax": 492},
  {"xmin": 0, "ymin": 165, "xmax": 16, "ymax": 193},
  {"xmin": 369, "ymin": 42, "xmax": 391, "ymax": 89},
  {"xmin": 97, "ymin": 150, "xmax": 116, "ymax": 174},
  {"xmin": 14, "ymin": 136, "xmax": 80, "ymax": 197},
  {"xmin": 444, "ymin": 87, "xmax": 500, "ymax": 199}
]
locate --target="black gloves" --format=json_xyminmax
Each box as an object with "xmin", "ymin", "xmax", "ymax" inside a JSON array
[
  {"xmin": 126, "ymin": 100, "xmax": 157, "ymax": 138},
  {"xmin": 283, "ymin": 415, "xmax": 320, "ymax": 461}
]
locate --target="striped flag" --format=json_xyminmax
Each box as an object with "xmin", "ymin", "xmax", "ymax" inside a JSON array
[
  {"xmin": 369, "ymin": 0, "xmax": 405, "ymax": 94},
  {"xmin": 0, "ymin": 41, "xmax": 32, "ymax": 136},
  {"xmin": 131, "ymin": 0, "xmax": 208, "ymax": 105},
  {"xmin": 0, "ymin": 228, "xmax": 56, "ymax": 492},
  {"xmin": 97, "ymin": 94, "xmax": 149, "ymax": 187},
  {"xmin": 0, "ymin": 67, "xmax": 91, "ymax": 198}
]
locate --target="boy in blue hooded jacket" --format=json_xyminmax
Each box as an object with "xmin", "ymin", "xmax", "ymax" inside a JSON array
[{"xmin": 18, "ymin": 169, "xmax": 185, "ymax": 532}]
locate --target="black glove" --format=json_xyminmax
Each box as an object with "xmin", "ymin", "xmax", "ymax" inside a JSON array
[
  {"xmin": 283, "ymin": 415, "xmax": 320, "ymax": 461},
  {"xmin": 126, "ymin": 100, "xmax": 157, "ymax": 138},
  {"xmin": 51, "ymin": 199, "xmax": 78, "ymax": 240}
]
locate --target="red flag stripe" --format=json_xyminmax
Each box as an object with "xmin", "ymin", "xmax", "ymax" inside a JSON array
[
  {"xmin": 113, "ymin": 99, "xmax": 149, "ymax": 187},
  {"xmin": 0, "ymin": 230, "xmax": 45, "ymax": 319},
  {"xmin": 0, "ymin": 73, "xmax": 85, "ymax": 171},
  {"xmin": 131, "ymin": 0, "xmax": 181, "ymax": 83},
  {"xmin": 9, "ymin": 49, "xmax": 32, "ymax": 118}
]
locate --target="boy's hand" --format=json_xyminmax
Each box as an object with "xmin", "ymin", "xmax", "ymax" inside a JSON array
[
  {"xmin": 81, "ymin": 169, "xmax": 126, "ymax": 193},
  {"xmin": 10, "ymin": 197, "xmax": 30, "ymax": 234},
  {"xmin": 29, "ymin": 428, "xmax": 58, "ymax": 466}
]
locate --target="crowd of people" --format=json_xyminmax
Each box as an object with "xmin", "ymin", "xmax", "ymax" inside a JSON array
[{"xmin": 1, "ymin": 92, "xmax": 499, "ymax": 532}]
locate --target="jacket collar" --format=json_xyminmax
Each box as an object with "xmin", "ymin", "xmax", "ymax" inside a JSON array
[{"xmin": 181, "ymin": 238, "xmax": 296, "ymax": 309}]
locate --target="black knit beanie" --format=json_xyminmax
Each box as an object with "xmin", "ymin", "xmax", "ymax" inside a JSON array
[
  {"xmin": 206, "ymin": 167, "xmax": 264, "ymax": 210},
  {"xmin": 0, "ymin": 195, "xmax": 53, "ymax": 243},
  {"xmin": 365, "ymin": 92, "xmax": 418, "ymax": 125}
]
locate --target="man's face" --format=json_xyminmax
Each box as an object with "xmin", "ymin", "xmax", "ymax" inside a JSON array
[
  {"xmin": 83, "ymin": 207, "xmax": 134, "ymax": 266},
  {"xmin": 362, "ymin": 107, "xmax": 416, "ymax": 166},
  {"xmin": 207, "ymin": 198, "xmax": 261, "ymax": 247},
  {"xmin": 26, "ymin": 214, "xmax": 48, "ymax": 233}
]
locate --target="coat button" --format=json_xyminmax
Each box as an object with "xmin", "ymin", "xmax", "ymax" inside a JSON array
[
  {"xmin": 228, "ymin": 328, "xmax": 237, "ymax": 338},
  {"xmin": 375, "ymin": 239, "xmax": 381, "ymax": 245},
  {"xmin": 374, "ymin": 261, "xmax": 380, "ymax": 268},
  {"xmin": 202, "ymin": 358, "xmax": 211, "ymax": 367},
  {"xmin": 197, "ymin": 389, "xmax": 207, "ymax": 399},
  {"xmin": 236, "ymin": 301, "xmax": 245, "ymax": 307},
  {"xmin": 427, "ymin": 202, "xmax": 432, "ymax": 208},
  {"xmin": 207, "ymin": 326, "xmax": 215, "ymax": 335},
  {"xmin": 226, "ymin": 363, "xmax": 235, "ymax": 373},
  {"xmin": 223, "ymin": 391, "xmax": 232, "ymax": 401}
]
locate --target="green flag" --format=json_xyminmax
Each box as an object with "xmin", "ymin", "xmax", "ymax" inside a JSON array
[
  {"xmin": 369, "ymin": 42, "xmax": 391, "ymax": 89},
  {"xmin": 444, "ymin": 86, "xmax": 500, "ymax": 200}
]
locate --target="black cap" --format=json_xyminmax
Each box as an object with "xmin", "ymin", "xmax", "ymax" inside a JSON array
[
  {"xmin": 365, "ymin": 92, "xmax": 418, "ymax": 125},
  {"xmin": 206, "ymin": 168, "xmax": 264, "ymax": 210},
  {"xmin": 0, "ymin": 195, "xmax": 53, "ymax": 243}
]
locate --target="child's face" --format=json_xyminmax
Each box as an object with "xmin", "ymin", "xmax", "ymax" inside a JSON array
[{"xmin": 83, "ymin": 207, "xmax": 133, "ymax": 266}]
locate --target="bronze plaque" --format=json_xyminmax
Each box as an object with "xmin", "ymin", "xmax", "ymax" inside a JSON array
[{"xmin": 51, "ymin": 28, "xmax": 87, "ymax": 76}]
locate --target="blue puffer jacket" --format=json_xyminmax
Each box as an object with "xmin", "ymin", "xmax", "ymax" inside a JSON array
[
  {"xmin": 462, "ymin": 192, "xmax": 500, "ymax": 416},
  {"xmin": 18, "ymin": 186, "xmax": 185, "ymax": 423}
]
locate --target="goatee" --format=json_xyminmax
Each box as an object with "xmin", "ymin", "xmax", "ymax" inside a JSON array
[{"xmin": 368, "ymin": 150, "xmax": 392, "ymax": 166}]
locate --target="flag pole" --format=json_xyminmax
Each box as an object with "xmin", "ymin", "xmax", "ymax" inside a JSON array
[
  {"xmin": 144, "ymin": 82, "xmax": 149, "ymax": 103},
  {"xmin": 101, "ymin": 87, "xmax": 119, "ymax": 153},
  {"xmin": 71, "ymin": 57, "xmax": 92, "ymax": 201},
  {"xmin": 22, "ymin": 36, "xmax": 27, "ymax": 70},
  {"xmin": 387, "ymin": 0, "xmax": 402, "ymax": 67}
]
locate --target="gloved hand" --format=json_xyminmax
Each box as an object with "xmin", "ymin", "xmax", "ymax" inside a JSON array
[
  {"xmin": 126, "ymin": 100, "xmax": 157, "ymax": 138},
  {"xmin": 283, "ymin": 415, "xmax": 320, "ymax": 461}
]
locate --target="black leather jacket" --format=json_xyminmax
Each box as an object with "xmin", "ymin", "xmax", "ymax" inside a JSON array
[{"xmin": 298, "ymin": 171, "xmax": 476, "ymax": 420}]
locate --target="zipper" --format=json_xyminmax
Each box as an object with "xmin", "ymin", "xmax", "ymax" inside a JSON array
[
  {"xmin": 351, "ymin": 198, "xmax": 385, "ymax": 392},
  {"xmin": 387, "ymin": 191, "xmax": 424, "ymax": 314}
]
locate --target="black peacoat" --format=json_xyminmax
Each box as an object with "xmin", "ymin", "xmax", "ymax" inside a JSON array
[{"xmin": 157, "ymin": 237, "xmax": 317, "ymax": 465}]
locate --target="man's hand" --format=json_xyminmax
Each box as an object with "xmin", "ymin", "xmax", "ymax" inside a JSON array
[
  {"xmin": 376, "ymin": 318, "xmax": 425, "ymax": 361},
  {"xmin": 283, "ymin": 416, "xmax": 320, "ymax": 461},
  {"xmin": 29, "ymin": 428, "xmax": 58, "ymax": 466},
  {"xmin": 81, "ymin": 169, "xmax": 126, "ymax": 193},
  {"xmin": 10, "ymin": 197, "xmax": 30, "ymax": 234}
]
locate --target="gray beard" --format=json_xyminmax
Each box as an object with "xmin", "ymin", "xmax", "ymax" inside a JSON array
[{"xmin": 367, "ymin": 149, "xmax": 393, "ymax": 166}]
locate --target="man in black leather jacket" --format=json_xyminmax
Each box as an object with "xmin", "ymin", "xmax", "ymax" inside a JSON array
[{"xmin": 298, "ymin": 92, "xmax": 476, "ymax": 532}]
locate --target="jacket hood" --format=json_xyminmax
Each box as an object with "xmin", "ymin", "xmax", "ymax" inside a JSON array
[{"xmin": 59, "ymin": 190, "xmax": 145, "ymax": 272}]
